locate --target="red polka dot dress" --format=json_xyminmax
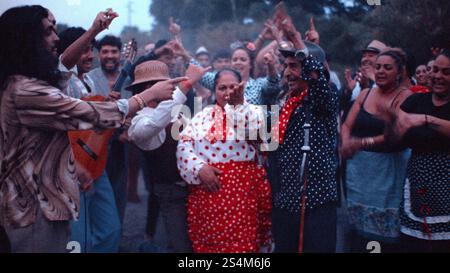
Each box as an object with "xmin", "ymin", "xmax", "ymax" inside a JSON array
[{"xmin": 177, "ymin": 104, "xmax": 272, "ymax": 253}]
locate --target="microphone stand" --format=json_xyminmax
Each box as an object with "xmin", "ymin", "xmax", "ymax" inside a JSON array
[{"xmin": 298, "ymin": 95, "xmax": 312, "ymax": 253}]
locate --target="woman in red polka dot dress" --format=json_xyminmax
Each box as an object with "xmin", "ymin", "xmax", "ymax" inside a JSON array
[{"xmin": 177, "ymin": 69, "xmax": 272, "ymax": 253}]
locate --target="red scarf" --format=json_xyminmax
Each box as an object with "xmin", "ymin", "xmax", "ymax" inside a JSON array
[
  {"xmin": 206, "ymin": 105, "xmax": 227, "ymax": 143},
  {"xmin": 272, "ymin": 90, "xmax": 308, "ymax": 144},
  {"xmin": 410, "ymin": 85, "xmax": 430, "ymax": 94}
]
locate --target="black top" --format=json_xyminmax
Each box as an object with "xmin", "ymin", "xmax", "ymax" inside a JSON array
[
  {"xmin": 401, "ymin": 92, "xmax": 450, "ymax": 153},
  {"xmin": 143, "ymin": 124, "xmax": 182, "ymax": 185},
  {"xmin": 351, "ymin": 89, "xmax": 385, "ymax": 138}
]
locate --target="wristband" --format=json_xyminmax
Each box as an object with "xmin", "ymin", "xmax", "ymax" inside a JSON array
[
  {"xmin": 179, "ymin": 80, "xmax": 193, "ymax": 91},
  {"xmin": 132, "ymin": 94, "xmax": 146, "ymax": 110}
]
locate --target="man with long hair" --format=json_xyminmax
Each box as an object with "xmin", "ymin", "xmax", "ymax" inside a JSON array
[
  {"xmin": 0, "ymin": 5, "xmax": 179, "ymax": 252},
  {"xmin": 0, "ymin": 6, "xmax": 61, "ymax": 90}
]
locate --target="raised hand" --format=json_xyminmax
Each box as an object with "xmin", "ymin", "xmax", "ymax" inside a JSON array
[
  {"xmin": 281, "ymin": 17, "xmax": 304, "ymax": 49},
  {"xmin": 262, "ymin": 19, "xmax": 282, "ymax": 43},
  {"xmin": 344, "ymin": 68, "xmax": 357, "ymax": 94},
  {"xmin": 305, "ymin": 17, "xmax": 320, "ymax": 45},
  {"xmin": 154, "ymin": 42, "xmax": 174, "ymax": 59},
  {"xmin": 198, "ymin": 165, "xmax": 223, "ymax": 193},
  {"xmin": 273, "ymin": 1, "xmax": 288, "ymax": 29},
  {"xmin": 180, "ymin": 64, "xmax": 212, "ymax": 94},
  {"xmin": 91, "ymin": 8, "xmax": 119, "ymax": 34},
  {"xmin": 169, "ymin": 17, "xmax": 181, "ymax": 37},
  {"xmin": 358, "ymin": 67, "xmax": 373, "ymax": 89},
  {"xmin": 228, "ymin": 81, "xmax": 246, "ymax": 106},
  {"xmin": 164, "ymin": 40, "xmax": 190, "ymax": 61},
  {"xmin": 263, "ymin": 50, "xmax": 277, "ymax": 66}
]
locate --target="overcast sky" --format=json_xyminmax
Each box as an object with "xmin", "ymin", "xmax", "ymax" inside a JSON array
[{"xmin": 0, "ymin": 0, "xmax": 154, "ymax": 37}]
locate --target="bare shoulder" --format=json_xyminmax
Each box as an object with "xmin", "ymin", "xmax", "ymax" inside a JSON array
[
  {"xmin": 398, "ymin": 87, "xmax": 414, "ymax": 102},
  {"xmin": 392, "ymin": 86, "xmax": 414, "ymax": 109},
  {"xmin": 355, "ymin": 88, "xmax": 371, "ymax": 105}
]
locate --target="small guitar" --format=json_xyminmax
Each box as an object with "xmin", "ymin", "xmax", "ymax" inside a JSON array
[{"xmin": 68, "ymin": 39, "xmax": 138, "ymax": 184}]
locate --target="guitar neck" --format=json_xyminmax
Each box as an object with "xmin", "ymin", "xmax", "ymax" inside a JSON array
[{"xmin": 112, "ymin": 60, "xmax": 133, "ymax": 93}]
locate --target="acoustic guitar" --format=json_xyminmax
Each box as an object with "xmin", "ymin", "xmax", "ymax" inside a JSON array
[{"xmin": 68, "ymin": 39, "xmax": 138, "ymax": 185}]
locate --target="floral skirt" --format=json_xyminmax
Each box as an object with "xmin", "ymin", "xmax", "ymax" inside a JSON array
[
  {"xmin": 346, "ymin": 150, "xmax": 410, "ymax": 241},
  {"xmin": 187, "ymin": 161, "xmax": 272, "ymax": 253}
]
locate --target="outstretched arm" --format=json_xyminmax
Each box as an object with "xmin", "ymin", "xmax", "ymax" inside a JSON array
[{"xmin": 61, "ymin": 9, "xmax": 118, "ymax": 70}]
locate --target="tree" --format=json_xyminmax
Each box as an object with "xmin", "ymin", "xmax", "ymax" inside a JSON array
[
  {"xmin": 146, "ymin": 0, "xmax": 449, "ymax": 71},
  {"xmin": 364, "ymin": 0, "xmax": 450, "ymax": 65}
]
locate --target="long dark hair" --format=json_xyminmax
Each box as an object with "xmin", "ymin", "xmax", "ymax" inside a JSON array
[
  {"xmin": 0, "ymin": 5, "xmax": 62, "ymax": 90},
  {"xmin": 231, "ymin": 46, "xmax": 255, "ymax": 79}
]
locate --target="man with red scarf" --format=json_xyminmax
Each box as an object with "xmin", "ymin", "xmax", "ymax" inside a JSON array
[{"xmin": 267, "ymin": 19, "xmax": 339, "ymax": 253}]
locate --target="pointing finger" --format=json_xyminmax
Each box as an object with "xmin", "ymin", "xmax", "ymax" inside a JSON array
[
  {"xmin": 203, "ymin": 66, "xmax": 213, "ymax": 73},
  {"xmin": 168, "ymin": 77, "xmax": 189, "ymax": 84},
  {"xmin": 310, "ymin": 16, "xmax": 316, "ymax": 30}
]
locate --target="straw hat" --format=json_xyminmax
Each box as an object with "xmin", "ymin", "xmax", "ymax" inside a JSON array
[{"xmin": 125, "ymin": 60, "xmax": 170, "ymax": 91}]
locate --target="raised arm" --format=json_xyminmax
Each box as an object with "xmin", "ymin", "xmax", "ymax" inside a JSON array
[
  {"xmin": 61, "ymin": 9, "xmax": 118, "ymax": 70},
  {"xmin": 305, "ymin": 17, "xmax": 320, "ymax": 45}
]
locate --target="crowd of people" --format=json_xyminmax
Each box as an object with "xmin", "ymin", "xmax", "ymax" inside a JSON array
[{"xmin": 0, "ymin": 3, "xmax": 448, "ymax": 253}]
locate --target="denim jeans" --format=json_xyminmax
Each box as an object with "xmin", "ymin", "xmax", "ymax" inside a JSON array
[{"xmin": 70, "ymin": 171, "xmax": 121, "ymax": 253}]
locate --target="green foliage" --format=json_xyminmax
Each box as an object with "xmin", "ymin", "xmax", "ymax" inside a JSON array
[{"xmin": 363, "ymin": 0, "xmax": 450, "ymax": 65}]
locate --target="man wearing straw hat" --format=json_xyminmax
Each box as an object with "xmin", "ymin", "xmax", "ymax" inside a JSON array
[{"xmin": 128, "ymin": 60, "xmax": 209, "ymax": 252}]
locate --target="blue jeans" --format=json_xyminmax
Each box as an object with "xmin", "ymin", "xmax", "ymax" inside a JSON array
[{"xmin": 70, "ymin": 171, "xmax": 121, "ymax": 253}]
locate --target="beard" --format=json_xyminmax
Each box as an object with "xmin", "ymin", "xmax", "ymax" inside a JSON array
[
  {"xmin": 33, "ymin": 43, "xmax": 62, "ymax": 88},
  {"xmin": 39, "ymin": 45, "xmax": 59, "ymax": 71},
  {"xmin": 101, "ymin": 59, "xmax": 120, "ymax": 74}
]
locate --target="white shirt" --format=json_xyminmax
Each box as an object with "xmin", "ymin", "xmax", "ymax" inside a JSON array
[
  {"xmin": 58, "ymin": 58, "xmax": 129, "ymax": 115},
  {"xmin": 58, "ymin": 58, "xmax": 94, "ymax": 98},
  {"xmin": 177, "ymin": 103, "xmax": 266, "ymax": 185},
  {"xmin": 128, "ymin": 87, "xmax": 187, "ymax": 151}
]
